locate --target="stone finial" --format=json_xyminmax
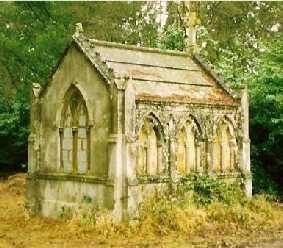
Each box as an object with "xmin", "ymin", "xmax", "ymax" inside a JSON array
[
  {"xmin": 32, "ymin": 83, "xmax": 41, "ymax": 97},
  {"xmin": 74, "ymin": 23, "xmax": 84, "ymax": 38}
]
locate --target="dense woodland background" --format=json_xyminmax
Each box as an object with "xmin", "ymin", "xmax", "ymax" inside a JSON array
[{"xmin": 0, "ymin": 1, "xmax": 282, "ymax": 197}]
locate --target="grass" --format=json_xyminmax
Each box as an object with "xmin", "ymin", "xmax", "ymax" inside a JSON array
[{"xmin": 0, "ymin": 173, "xmax": 282, "ymax": 247}]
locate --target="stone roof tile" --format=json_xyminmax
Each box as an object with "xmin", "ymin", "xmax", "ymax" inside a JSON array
[{"xmin": 74, "ymin": 36, "xmax": 239, "ymax": 106}]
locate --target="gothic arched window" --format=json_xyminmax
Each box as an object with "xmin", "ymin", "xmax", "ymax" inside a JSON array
[
  {"xmin": 59, "ymin": 86, "xmax": 90, "ymax": 173},
  {"xmin": 177, "ymin": 119, "xmax": 201, "ymax": 173},
  {"xmin": 137, "ymin": 115, "xmax": 164, "ymax": 175},
  {"xmin": 213, "ymin": 118, "xmax": 235, "ymax": 172}
]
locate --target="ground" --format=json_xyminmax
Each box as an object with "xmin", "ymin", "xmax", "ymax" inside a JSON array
[{"xmin": 0, "ymin": 173, "xmax": 282, "ymax": 248}]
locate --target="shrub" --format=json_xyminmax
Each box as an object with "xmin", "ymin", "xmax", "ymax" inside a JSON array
[{"xmin": 178, "ymin": 174, "xmax": 245, "ymax": 206}]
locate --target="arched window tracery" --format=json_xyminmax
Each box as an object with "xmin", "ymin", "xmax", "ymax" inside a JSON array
[
  {"xmin": 213, "ymin": 118, "xmax": 235, "ymax": 172},
  {"xmin": 137, "ymin": 115, "xmax": 164, "ymax": 175},
  {"xmin": 60, "ymin": 86, "xmax": 90, "ymax": 173},
  {"xmin": 177, "ymin": 118, "xmax": 201, "ymax": 173}
]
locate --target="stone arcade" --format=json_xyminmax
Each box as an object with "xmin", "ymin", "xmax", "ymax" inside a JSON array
[{"xmin": 26, "ymin": 22, "xmax": 251, "ymax": 223}]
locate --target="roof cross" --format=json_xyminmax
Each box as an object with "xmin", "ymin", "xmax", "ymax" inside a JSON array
[{"xmin": 184, "ymin": 9, "xmax": 200, "ymax": 54}]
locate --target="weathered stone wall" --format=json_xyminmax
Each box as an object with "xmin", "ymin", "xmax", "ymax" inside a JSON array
[
  {"xmin": 36, "ymin": 175, "xmax": 110, "ymax": 218},
  {"xmin": 134, "ymin": 100, "xmax": 242, "ymax": 174},
  {"xmin": 40, "ymin": 44, "xmax": 110, "ymax": 175},
  {"xmin": 27, "ymin": 44, "xmax": 112, "ymax": 216}
]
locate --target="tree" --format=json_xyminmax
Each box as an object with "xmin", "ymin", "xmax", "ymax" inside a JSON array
[
  {"xmin": 248, "ymin": 35, "xmax": 283, "ymax": 196},
  {"xmin": 0, "ymin": 2, "xmax": 71, "ymax": 167},
  {"xmin": 0, "ymin": 1, "xmax": 146, "ymax": 167}
]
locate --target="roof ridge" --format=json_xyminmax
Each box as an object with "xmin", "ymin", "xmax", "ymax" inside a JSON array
[{"xmin": 88, "ymin": 38, "xmax": 189, "ymax": 57}]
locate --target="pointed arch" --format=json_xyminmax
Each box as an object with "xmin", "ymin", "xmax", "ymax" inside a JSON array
[
  {"xmin": 137, "ymin": 113, "xmax": 164, "ymax": 175},
  {"xmin": 177, "ymin": 125, "xmax": 187, "ymax": 173},
  {"xmin": 213, "ymin": 115, "xmax": 236, "ymax": 139},
  {"xmin": 178, "ymin": 114, "xmax": 202, "ymax": 139},
  {"xmin": 60, "ymin": 85, "xmax": 91, "ymax": 173},
  {"xmin": 166, "ymin": 114, "xmax": 177, "ymax": 137},
  {"xmin": 177, "ymin": 116, "xmax": 202, "ymax": 173},
  {"xmin": 55, "ymin": 82, "xmax": 94, "ymax": 128},
  {"xmin": 213, "ymin": 116, "xmax": 236, "ymax": 172}
]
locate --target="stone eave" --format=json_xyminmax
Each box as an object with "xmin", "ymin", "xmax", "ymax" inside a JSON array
[
  {"xmin": 35, "ymin": 172, "xmax": 112, "ymax": 185},
  {"xmin": 135, "ymin": 98, "xmax": 239, "ymax": 108}
]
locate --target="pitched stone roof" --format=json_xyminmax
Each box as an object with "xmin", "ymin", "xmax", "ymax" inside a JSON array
[{"xmin": 73, "ymin": 35, "xmax": 240, "ymax": 106}]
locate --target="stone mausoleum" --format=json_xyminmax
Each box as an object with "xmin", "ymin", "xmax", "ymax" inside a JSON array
[{"xmin": 26, "ymin": 21, "xmax": 251, "ymax": 222}]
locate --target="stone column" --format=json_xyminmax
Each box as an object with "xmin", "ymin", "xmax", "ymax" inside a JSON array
[
  {"xmin": 29, "ymin": 98, "xmax": 41, "ymax": 172},
  {"xmin": 125, "ymin": 134, "xmax": 139, "ymax": 224},
  {"xmin": 86, "ymin": 126, "xmax": 91, "ymax": 172},
  {"xmin": 72, "ymin": 127, "xmax": 78, "ymax": 171},
  {"xmin": 125, "ymin": 135, "xmax": 137, "ymax": 179},
  {"xmin": 240, "ymin": 86, "xmax": 252, "ymax": 196},
  {"xmin": 106, "ymin": 77, "xmax": 127, "ymax": 222},
  {"xmin": 106, "ymin": 134, "xmax": 120, "ymax": 213},
  {"xmin": 241, "ymin": 87, "xmax": 251, "ymax": 172},
  {"xmin": 230, "ymin": 138, "xmax": 237, "ymax": 171},
  {"xmin": 114, "ymin": 77, "xmax": 137, "ymax": 223},
  {"xmin": 145, "ymin": 140, "xmax": 151, "ymax": 174},
  {"xmin": 26, "ymin": 83, "xmax": 42, "ymax": 215},
  {"xmin": 164, "ymin": 135, "xmax": 170, "ymax": 173},
  {"xmin": 169, "ymin": 136, "xmax": 178, "ymax": 182},
  {"xmin": 200, "ymin": 140, "xmax": 206, "ymax": 173},
  {"xmin": 185, "ymin": 142, "xmax": 190, "ymax": 173},
  {"xmin": 157, "ymin": 141, "xmax": 163, "ymax": 174},
  {"xmin": 195, "ymin": 141, "xmax": 201, "ymax": 172},
  {"xmin": 206, "ymin": 137, "xmax": 214, "ymax": 174},
  {"xmin": 220, "ymin": 141, "xmax": 224, "ymax": 172}
]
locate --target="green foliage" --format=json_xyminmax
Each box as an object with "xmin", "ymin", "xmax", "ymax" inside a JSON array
[
  {"xmin": 0, "ymin": 1, "xmax": 148, "ymax": 168},
  {"xmin": 139, "ymin": 175, "xmax": 246, "ymax": 234},
  {"xmin": 0, "ymin": 2, "xmax": 70, "ymax": 167},
  {"xmin": 197, "ymin": 1, "xmax": 283, "ymax": 63},
  {"xmin": 119, "ymin": 1, "xmax": 159, "ymax": 47},
  {"xmin": 137, "ymin": 176, "xmax": 282, "ymax": 238},
  {"xmin": 251, "ymin": 162, "xmax": 280, "ymax": 198},
  {"xmin": 179, "ymin": 174, "xmax": 245, "ymax": 206},
  {"xmin": 158, "ymin": 26, "xmax": 185, "ymax": 51},
  {"xmin": 248, "ymin": 35, "xmax": 283, "ymax": 196},
  {"xmin": 0, "ymin": 96, "xmax": 29, "ymax": 168},
  {"xmin": 138, "ymin": 188, "xmax": 206, "ymax": 235}
]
